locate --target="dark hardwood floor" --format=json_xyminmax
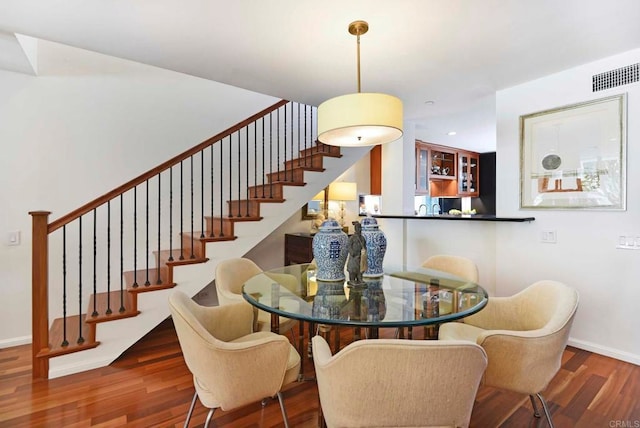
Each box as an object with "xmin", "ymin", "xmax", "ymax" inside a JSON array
[{"xmin": 1, "ymin": 317, "xmax": 639, "ymax": 427}]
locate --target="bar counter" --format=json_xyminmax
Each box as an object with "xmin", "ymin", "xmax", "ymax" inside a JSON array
[{"xmin": 370, "ymin": 214, "xmax": 535, "ymax": 222}]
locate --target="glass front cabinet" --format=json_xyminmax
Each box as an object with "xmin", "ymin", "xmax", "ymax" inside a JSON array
[
  {"xmin": 415, "ymin": 141, "xmax": 480, "ymax": 198},
  {"xmin": 458, "ymin": 151, "xmax": 479, "ymax": 197}
]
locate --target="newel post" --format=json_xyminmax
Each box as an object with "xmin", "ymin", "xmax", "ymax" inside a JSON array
[{"xmin": 30, "ymin": 210, "xmax": 51, "ymax": 380}]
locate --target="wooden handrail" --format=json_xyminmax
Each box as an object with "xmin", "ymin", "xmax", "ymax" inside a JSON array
[{"xmin": 48, "ymin": 99, "xmax": 289, "ymax": 234}]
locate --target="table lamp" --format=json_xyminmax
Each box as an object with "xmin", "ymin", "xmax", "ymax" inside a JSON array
[{"xmin": 328, "ymin": 182, "xmax": 357, "ymax": 229}]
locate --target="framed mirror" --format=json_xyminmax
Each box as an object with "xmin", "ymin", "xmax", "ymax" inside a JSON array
[{"xmin": 301, "ymin": 188, "xmax": 328, "ymax": 220}]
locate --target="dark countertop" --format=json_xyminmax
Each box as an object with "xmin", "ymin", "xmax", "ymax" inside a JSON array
[{"xmin": 370, "ymin": 214, "xmax": 535, "ymax": 222}]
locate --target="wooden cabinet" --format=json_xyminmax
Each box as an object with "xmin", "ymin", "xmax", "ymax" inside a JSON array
[
  {"xmin": 457, "ymin": 151, "xmax": 480, "ymax": 197},
  {"xmin": 415, "ymin": 141, "xmax": 456, "ymax": 195},
  {"xmin": 415, "ymin": 140, "xmax": 480, "ymax": 197},
  {"xmin": 284, "ymin": 233, "xmax": 314, "ymax": 265}
]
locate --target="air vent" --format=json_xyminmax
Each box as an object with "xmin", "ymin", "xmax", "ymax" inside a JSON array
[{"xmin": 592, "ymin": 63, "xmax": 639, "ymax": 92}]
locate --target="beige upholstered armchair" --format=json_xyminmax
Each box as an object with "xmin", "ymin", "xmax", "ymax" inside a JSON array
[
  {"xmin": 421, "ymin": 254, "xmax": 479, "ymax": 283},
  {"xmin": 215, "ymin": 257, "xmax": 298, "ymax": 336},
  {"xmin": 312, "ymin": 336, "xmax": 487, "ymax": 428},
  {"xmin": 438, "ymin": 280, "xmax": 579, "ymax": 428},
  {"xmin": 168, "ymin": 291, "xmax": 300, "ymax": 428}
]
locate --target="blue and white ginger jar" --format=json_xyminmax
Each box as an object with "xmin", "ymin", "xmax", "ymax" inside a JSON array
[
  {"xmin": 361, "ymin": 217, "xmax": 387, "ymax": 278},
  {"xmin": 312, "ymin": 219, "xmax": 348, "ymax": 281}
]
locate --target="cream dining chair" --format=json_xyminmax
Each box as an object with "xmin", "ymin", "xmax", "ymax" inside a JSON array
[
  {"xmin": 169, "ymin": 290, "xmax": 300, "ymax": 428},
  {"xmin": 312, "ymin": 335, "xmax": 487, "ymax": 428},
  {"xmin": 399, "ymin": 254, "xmax": 479, "ymax": 339},
  {"xmin": 438, "ymin": 280, "xmax": 579, "ymax": 428},
  {"xmin": 215, "ymin": 257, "xmax": 298, "ymax": 338},
  {"xmin": 421, "ymin": 254, "xmax": 479, "ymax": 283}
]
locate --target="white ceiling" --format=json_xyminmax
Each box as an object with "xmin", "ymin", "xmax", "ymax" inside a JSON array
[{"xmin": 2, "ymin": 0, "xmax": 640, "ymax": 152}]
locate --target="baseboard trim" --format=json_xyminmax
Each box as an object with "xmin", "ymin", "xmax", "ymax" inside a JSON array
[
  {"xmin": 568, "ymin": 338, "xmax": 640, "ymax": 366},
  {"xmin": 0, "ymin": 335, "xmax": 31, "ymax": 349}
]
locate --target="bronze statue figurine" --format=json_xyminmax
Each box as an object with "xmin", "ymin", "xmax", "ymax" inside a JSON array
[{"xmin": 347, "ymin": 221, "xmax": 367, "ymax": 287}]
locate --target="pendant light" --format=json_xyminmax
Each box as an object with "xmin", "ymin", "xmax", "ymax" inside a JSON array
[{"xmin": 318, "ymin": 20, "xmax": 403, "ymax": 147}]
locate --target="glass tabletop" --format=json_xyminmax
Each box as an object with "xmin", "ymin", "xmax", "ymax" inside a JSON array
[{"xmin": 242, "ymin": 263, "xmax": 488, "ymax": 328}]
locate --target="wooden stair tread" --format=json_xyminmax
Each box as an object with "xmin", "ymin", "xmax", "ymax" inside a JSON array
[
  {"xmin": 85, "ymin": 291, "xmax": 140, "ymax": 324},
  {"xmin": 154, "ymin": 249, "xmax": 209, "ymax": 266},
  {"xmin": 248, "ymin": 197, "xmax": 285, "ymax": 203},
  {"xmin": 124, "ymin": 268, "xmax": 176, "ymax": 293},
  {"xmin": 40, "ymin": 315, "xmax": 99, "ymax": 358}
]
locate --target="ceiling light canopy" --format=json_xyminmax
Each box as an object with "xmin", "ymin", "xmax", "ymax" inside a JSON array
[{"xmin": 318, "ymin": 20, "xmax": 403, "ymax": 147}]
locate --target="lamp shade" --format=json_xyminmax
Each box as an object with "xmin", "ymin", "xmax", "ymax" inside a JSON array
[
  {"xmin": 318, "ymin": 93, "xmax": 403, "ymax": 147},
  {"xmin": 329, "ymin": 182, "xmax": 357, "ymax": 201}
]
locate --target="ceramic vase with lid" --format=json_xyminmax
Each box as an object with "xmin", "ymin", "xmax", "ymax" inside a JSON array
[
  {"xmin": 361, "ymin": 217, "xmax": 387, "ymax": 277},
  {"xmin": 312, "ymin": 219, "xmax": 348, "ymax": 281}
]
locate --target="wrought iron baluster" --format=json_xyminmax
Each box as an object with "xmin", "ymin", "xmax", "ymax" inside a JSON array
[
  {"xmin": 210, "ymin": 145, "xmax": 215, "ymax": 237},
  {"xmin": 261, "ymin": 117, "xmax": 266, "ymax": 198},
  {"xmin": 237, "ymin": 131, "xmax": 242, "ymax": 217},
  {"xmin": 120, "ymin": 194, "xmax": 125, "ymax": 312},
  {"xmin": 169, "ymin": 167, "xmax": 174, "ymax": 261},
  {"xmin": 282, "ymin": 105, "xmax": 287, "ymax": 182},
  {"xmin": 245, "ymin": 126, "xmax": 250, "ymax": 217},
  {"xmin": 305, "ymin": 104, "xmax": 310, "ymax": 162},
  {"xmin": 200, "ymin": 150, "xmax": 205, "ymax": 238},
  {"xmin": 133, "ymin": 186, "xmax": 138, "ymax": 288},
  {"xmin": 106, "ymin": 201, "xmax": 112, "ymax": 315},
  {"xmin": 290, "ymin": 102, "xmax": 294, "ymax": 178},
  {"xmin": 190, "ymin": 155, "xmax": 195, "ymax": 259},
  {"xmin": 219, "ymin": 137, "xmax": 224, "ymax": 237},
  {"xmin": 62, "ymin": 225, "xmax": 68, "ymax": 346},
  {"xmin": 157, "ymin": 173, "xmax": 162, "ymax": 284},
  {"xmin": 298, "ymin": 103, "xmax": 303, "ymax": 166},
  {"xmin": 253, "ymin": 123, "xmax": 257, "ymax": 198},
  {"xmin": 269, "ymin": 112, "xmax": 273, "ymax": 199},
  {"xmin": 179, "ymin": 161, "xmax": 184, "ymax": 260},
  {"xmin": 92, "ymin": 209, "xmax": 98, "ymax": 317},
  {"xmin": 277, "ymin": 108, "xmax": 281, "ymax": 189},
  {"xmin": 77, "ymin": 217, "xmax": 84, "ymax": 344},
  {"xmin": 145, "ymin": 180, "xmax": 150, "ymax": 286},
  {"xmin": 228, "ymin": 135, "xmax": 233, "ymax": 218}
]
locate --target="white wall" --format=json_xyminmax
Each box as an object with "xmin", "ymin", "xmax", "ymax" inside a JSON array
[
  {"xmin": 379, "ymin": 48, "xmax": 640, "ymax": 365},
  {"xmin": 495, "ymin": 48, "xmax": 640, "ymax": 364},
  {"xmin": 0, "ymin": 39, "xmax": 278, "ymax": 346}
]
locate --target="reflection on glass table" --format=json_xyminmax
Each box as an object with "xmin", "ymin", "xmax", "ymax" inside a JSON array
[{"xmin": 242, "ymin": 263, "xmax": 488, "ymax": 340}]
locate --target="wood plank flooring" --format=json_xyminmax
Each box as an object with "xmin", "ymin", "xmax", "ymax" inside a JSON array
[{"xmin": 1, "ymin": 318, "xmax": 639, "ymax": 427}]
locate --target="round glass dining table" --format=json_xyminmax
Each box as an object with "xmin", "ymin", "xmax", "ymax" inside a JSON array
[{"xmin": 242, "ymin": 263, "xmax": 488, "ymax": 341}]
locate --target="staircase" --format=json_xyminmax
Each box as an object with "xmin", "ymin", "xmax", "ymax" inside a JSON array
[{"xmin": 30, "ymin": 100, "xmax": 370, "ymax": 379}]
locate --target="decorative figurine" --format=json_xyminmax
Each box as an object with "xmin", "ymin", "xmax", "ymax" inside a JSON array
[{"xmin": 346, "ymin": 221, "xmax": 367, "ymax": 287}]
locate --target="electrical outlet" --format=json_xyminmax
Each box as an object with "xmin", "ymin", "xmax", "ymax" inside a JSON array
[
  {"xmin": 616, "ymin": 234, "xmax": 640, "ymax": 250},
  {"xmin": 540, "ymin": 230, "xmax": 557, "ymax": 243}
]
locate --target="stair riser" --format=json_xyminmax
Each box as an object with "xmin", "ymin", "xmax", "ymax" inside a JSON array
[
  {"xmin": 205, "ymin": 217, "xmax": 235, "ymax": 237},
  {"xmin": 284, "ymin": 155, "xmax": 324, "ymax": 170},
  {"xmin": 247, "ymin": 183, "xmax": 284, "ymax": 199},
  {"xmin": 226, "ymin": 200, "xmax": 261, "ymax": 217},
  {"xmin": 299, "ymin": 144, "xmax": 341, "ymax": 158},
  {"xmin": 267, "ymin": 168, "xmax": 305, "ymax": 183},
  {"xmin": 180, "ymin": 234, "xmax": 207, "ymax": 259}
]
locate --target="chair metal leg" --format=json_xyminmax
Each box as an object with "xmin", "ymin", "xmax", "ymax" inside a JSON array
[
  {"xmin": 277, "ymin": 391, "xmax": 291, "ymax": 428},
  {"xmin": 536, "ymin": 393, "xmax": 554, "ymax": 428},
  {"xmin": 203, "ymin": 408, "xmax": 215, "ymax": 428},
  {"xmin": 184, "ymin": 391, "xmax": 198, "ymax": 428},
  {"xmin": 529, "ymin": 394, "xmax": 541, "ymax": 418}
]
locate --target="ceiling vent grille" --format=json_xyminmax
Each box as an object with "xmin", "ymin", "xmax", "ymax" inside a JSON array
[{"xmin": 592, "ymin": 63, "xmax": 639, "ymax": 92}]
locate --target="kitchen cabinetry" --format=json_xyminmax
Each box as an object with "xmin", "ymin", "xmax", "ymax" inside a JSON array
[
  {"xmin": 415, "ymin": 140, "xmax": 480, "ymax": 197},
  {"xmin": 415, "ymin": 141, "xmax": 456, "ymax": 195},
  {"xmin": 458, "ymin": 151, "xmax": 480, "ymax": 197}
]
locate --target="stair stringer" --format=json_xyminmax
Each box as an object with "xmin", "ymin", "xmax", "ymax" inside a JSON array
[{"xmin": 47, "ymin": 145, "xmax": 370, "ymax": 378}]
